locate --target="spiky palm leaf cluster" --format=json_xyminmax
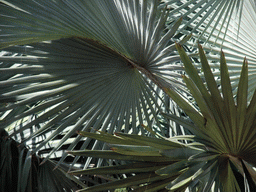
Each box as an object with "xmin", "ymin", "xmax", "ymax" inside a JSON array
[
  {"xmin": 69, "ymin": 44, "xmax": 256, "ymax": 192},
  {"xmin": 166, "ymin": 44, "xmax": 256, "ymax": 191}
]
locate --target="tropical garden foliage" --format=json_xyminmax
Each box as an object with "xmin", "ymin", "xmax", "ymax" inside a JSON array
[{"xmin": 1, "ymin": 0, "xmax": 256, "ymax": 191}]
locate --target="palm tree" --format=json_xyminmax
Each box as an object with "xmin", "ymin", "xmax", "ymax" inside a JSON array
[{"xmin": 1, "ymin": 0, "xmax": 256, "ymax": 191}]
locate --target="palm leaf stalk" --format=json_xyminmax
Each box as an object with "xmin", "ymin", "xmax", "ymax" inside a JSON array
[
  {"xmin": 68, "ymin": 44, "xmax": 256, "ymax": 191},
  {"xmin": 0, "ymin": 0, "xmax": 190, "ymax": 169}
]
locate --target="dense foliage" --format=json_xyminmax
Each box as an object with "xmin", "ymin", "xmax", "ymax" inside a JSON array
[{"xmin": 1, "ymin": 0, "xmax": 256, "ymax": 191}]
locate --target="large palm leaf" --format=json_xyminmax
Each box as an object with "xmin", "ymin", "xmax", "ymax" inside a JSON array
[
  {"xmin": 68, "ymin": 44, "xmax": 256, "ymax": 192},
  {"xmin": 163, "ymin": 0, "xmax": 256, "ymax": 97},
  {"xmin": 198, "ymin": 0, "xmax": 256, "ymax": 98},
  {"xmin": 0, "ymin": 0, "xmax": 189, "ymax": 169},
  {"xmin": 161, "ymin": 0, "xmax": 244, "ymax": 39}
]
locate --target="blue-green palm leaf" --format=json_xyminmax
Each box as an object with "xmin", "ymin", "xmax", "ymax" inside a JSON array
[
  {"xmin": 198, "ymin": 0, "xmax": 256, "ymax": 98},
  {"xmin": 0, "ymin": 0, "xmax": 187, "ymax": 167},
  {"xmin": 67, "ymin": 44, "xmax": 256, "ymax": 192},
  {"xmin": 161, "ymin": 0, "xmax": 243, "ymax": 38},
  {"xmin": 163, "ymin": 0, "xmax": 256, "ymax": 97}
]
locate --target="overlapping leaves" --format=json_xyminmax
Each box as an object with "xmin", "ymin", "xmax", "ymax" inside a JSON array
[
  {"xmin": 2, "ymin": 0, "xmax": 256, "ymax": 191},
  {"xmin": 0, "ymin": 0, "xmax": 188, "ymax": 168},
  {"xmin": 164, "ymin": 0, "xmax": 256, "ymax": 98},
  {"xmin": 0, "ymin": 129, "xmax": 84, "ymax": 192},
  {"xmin": 165, "ymin": 44, "xmax": 256, "ymax": 191},
  {"xmin": 68, "ymin": 131, "xmax": 203, "ymax": 192},
  {"xmin": 68, "ymin": 45, "xmax": 256, "ymax": 191}
]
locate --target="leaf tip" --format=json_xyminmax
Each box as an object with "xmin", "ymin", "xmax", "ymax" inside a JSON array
[
  {"xmin": 110, "ymin": 147, "xmax": 117, "ymax": 152},
  {"xmin": 66, "ymin": 151, "xmax": 75, "ymax": 156},
  {"xmin": 244, "ymin": 57, "xmax": 248, "ymax": 66},
  {"xmin": 197, "ymin": 42, "xmax": 202, "ymax": 49},
  {"xmin": 175, "ymin": 42, "xmax": 183, "ymax": 51},
  {"xmin": 39, "ymin": 159, "xmax": 47, "ymax": 166},
  {"xmin": 76, "ymin": 131, "xmax": 81, "ymax": 135},
  {"xmin": 221, "ymin": 49, "xmax": 225, "ymax": 57},
  {"xmin": 53, "ymin": 165, "xmax": 59, "ymax": 171}
]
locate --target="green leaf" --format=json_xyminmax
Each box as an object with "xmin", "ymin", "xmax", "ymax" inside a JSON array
[
  {"xmin": 198, "ymin": 44, "xmax": 229, "ymax": 136},
  {"xmin": 132, "ymin": 177, "xmax": 175, "ymax": 192},
  {"xmin": 182, "ymin": 75, "xmax": 212, "ymax": 121},
  {"xmin": 161, "ymin": 113, "xmax": 207, "ymax": 139},
  {"xmin": 177, "ymin": 44, "xmax": 231, "ymax": 151},
  {"xmin": 20, "ymin": 152, "xmax": 32, "ymax": 192},
  {"xmin": 236, "ymin": 58, "xmax": 248, "ymax": 149},
  {"xmin": 175, "ymin": 43, "xmax": 212, "ymax": 103},
  {"xmin": 219, "ymin": 160, "xmax": 240, "ymax": 192},
  {"xmin": 243, "ymin": 89, "xmax": 256, "ymax": 138},
  {"xmin": 0, "ymin": 0, "xmax": 186, "ymax": 169},
  {"xmin": 160, "ymin": 147, "xmax": 203, "ymax": 160},
  {"xmin": 166, "ymin": 162, "xmax": 205, "ymax": 190},
  {"xmin": 188, "ymin": 151, "xmax": 219, "ymax": 162},
  {"xmin": 70, "ymin": 162, "xmax": 168, "ymax": 175},
  {"xmin": 77, "ymin": 173, "xmax": 169, "ymax": 192},
  {"xmin": 164, "ymin": 87, "xmax": 205, "ymax": 130},
  {"xmin": 220, "ymin": 51, "xmax": 237, "ymax": 150},
  {"xmin": 203, "ymin": 164, "xmax": 219, "ymax": 192},
  {"xmin": 141, "ymin": 124, "xmax": 164, "ymax": 139},
  {"xmin": 114, "ymin": 133, "xmax": 183, "ymax": 150},
  {"xmin": 67, "ymin": 150, "xmax": 173, "ymax": 162},
  {"xmin": 110, "ymin": 145, "xmax": 162, "ymax": 156},
  {"xmin": 191, "ymin": 158, "xmax": 218, "ymax": 181},
  {"xmin": 242, "ymin": 160, "xmax": 256, "ymax": 185},
  {"xmin": 155, "ymin": 160, "xmax": 189, "ymax": 176},
  {"xmin": 198, "ymin": 44, "xmax": 222, "ymax": 109},
  {"xmin": 78, "ymin": 131, "xmax": 141, "ymax": 146},
  {"xmin": 241, "ymin": 159, "xmax": 256, "ymax": 191}
]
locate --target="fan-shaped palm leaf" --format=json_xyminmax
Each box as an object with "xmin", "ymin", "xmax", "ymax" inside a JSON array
[
  {"xmin": 0, "ymin": 0, "xmax": 189, "ymax": 169},
  {"xmin": 68, "ymin": 45, "xmax": 256, "ymax": 191},
  {"xmin": 161, "ymin": 0, "xmax": 244, "ymax": 39},
  {"xmin": 163, "ymin": 0, "xmax": 256, "ymax": 97},
  {"xmin": 197, "ymin": 0, "xmax": 256, "ymax": 98}
]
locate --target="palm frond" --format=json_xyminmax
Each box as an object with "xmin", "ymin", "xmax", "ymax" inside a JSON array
[
  {"xmin": 68, "ymin": 45, "xmax": 256, "ymax": 191},
  {"xmin": 68, "ymin": 131, "xmax": 196, "ymax": 192},
  {"xmin": 201, "ymin": 0, "xmax": 256, "ymax": 98},
  {"xmin": 162, "ymin": 0, "xmax": 244, "ymax": 40},
  {"xmin": 169, "ymin": 43, "xmax": 256, "ymax": 189},
  {"xmin": 0, "ymin": 129, "xmax": 83, "ymax": 192},
  {"xmin": 165, "ymin": 0, "xmax": 256, "ymax": 97},
  {"xmin": 0, "ymin": 0, "xmax": 188, "ymax": 169}
]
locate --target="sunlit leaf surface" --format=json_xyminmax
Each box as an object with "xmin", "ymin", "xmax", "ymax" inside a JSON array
[
  {"xmin": 68, "ymin": 45, "xmax": 256, "ymax": 191},
  {"xmin": 0, "ymin": 0, "xmax": 187, "ymax": 168},
  {"xmin": 164, "ymin": 0, "xmax": 256, "ymax": 97}
]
